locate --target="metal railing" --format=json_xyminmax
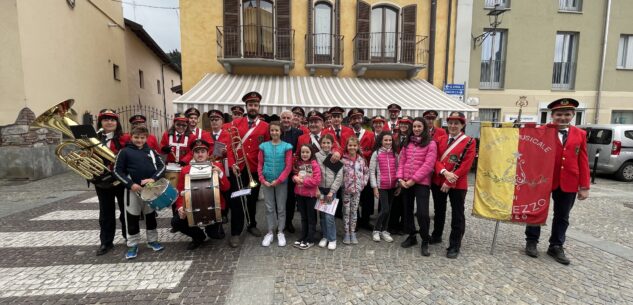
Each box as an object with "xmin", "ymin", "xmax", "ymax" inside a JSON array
[
  {"xmin": 216, "ymin": 25, "xmax": 295, "ymax": 61},
  {"xmin": 485, "ymin": 0, "xmax": 510, "ymax": 9},
  {"xmin": 305, "ymin": 33, "xmax": 344, "ymax": 65},
  {"xmin": 559, "ymin": 0, "xmax": 582, "ymax": 11},
  {"xmin": 552, "ymin": 61, "xmax": 576, "ymax": 90},
  {"xmin": 93, "ymin": 105, "xmax": 173, "ymax": 136},
  {"xmin": 353, "ymin": 32, "xmax": 428, "ymax": 66},
  {"xmin": 480, "ymin": 59, "xmax": 505, "ymax": 89}
]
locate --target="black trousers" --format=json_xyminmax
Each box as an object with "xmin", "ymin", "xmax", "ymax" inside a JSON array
[
  {"xmin": 127, "ymin": 211, "xmax": 158, "ymax": 236},
  {"xmin": 172, "ymin": 216, "xmax": 223, "ymax": 242},
  {"xmin": 359, "ymin": 184, "xmax": 374, "ymax": 226},
  {"xmin": 525, "ymin": 188, "xmax": 576, "ymax": 247},
  {"xmin": 388, "ymin": 191, "xmax": 404, "ymax": 231},
  {"xmin": 285, "ymin": 178, "xmax": 297, "ymax": 228},
  {"xmin": 402, "ymin": 184, "xmax": 431, "ymax": 241},
  {"xmin": 296, "ymin": 195, "xmax": 317, "ymax": 243},
  {"xmin": 374, "ymin": 189, "xmax": 395, "ymax": 232},
  {"xmin": 96, "ymin": 184, "xmax": 126, "ymax": 246},
  {"xmin": 228, "ymin": 168, "xmax": 260, "ymax": 236},
  {"xmin": 431, "ymin": 184, "xmax": 467, "ymax": 249}
]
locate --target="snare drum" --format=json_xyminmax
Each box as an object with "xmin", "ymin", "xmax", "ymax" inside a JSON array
[
  {"xmin": 183, "ymin": 171, "xmax": 223, "ymax": 227},
  {"xmin": 139, "ymin": 178, "xmax": 177, "ymax": 210},
  {"xmin": 165, "ymin": 163, "xmax": 182, "ymax": 188}
]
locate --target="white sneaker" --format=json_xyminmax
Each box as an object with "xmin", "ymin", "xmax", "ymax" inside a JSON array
[
  {"xmin": 327, "ymin": 240, "xmax": 337, "ymax": 250},
  {"xmin": 262, "ymin": 233, "xmax": 274, "ymax": 247},
  {"xmin": 372, "ymin": 231, "xmax": 381, "ymax": 242},
  {"xmin": 277, "ymin": 233, "xmax": 286, "ymax": 247},
  {"xmin": 381, "ymin": 231, "xmax": 393, "ymax": 243},
  {"xmin": 318, "ymin": 238, "xmax": 328, "ymax": 248}
]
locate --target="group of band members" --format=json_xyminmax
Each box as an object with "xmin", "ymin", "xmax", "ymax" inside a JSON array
[{"xmin": 92, "ymin": 92, "xmax": 589, "ymax": 264}]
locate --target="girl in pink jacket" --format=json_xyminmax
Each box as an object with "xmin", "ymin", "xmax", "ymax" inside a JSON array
[
  {"xmin": 396, "ymin": 117, "xmax": 437, "ymax": 256},
  {"xmin": 369, "ymin": 131, "xmax": 399, "ymax": 243},
  {"xmin": 292, "ymin": 144, "xmax": 322, "ymax": 250}
]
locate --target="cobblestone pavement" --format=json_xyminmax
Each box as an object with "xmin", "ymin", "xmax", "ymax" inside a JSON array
[{"xmin": 0, "ymin": 172, "xmax": 632, "ymax": 304}]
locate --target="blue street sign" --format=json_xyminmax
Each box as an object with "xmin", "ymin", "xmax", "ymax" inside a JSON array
[{"xmin": 443, "ymin": 84, "xmax": 465, "ymax": 96}]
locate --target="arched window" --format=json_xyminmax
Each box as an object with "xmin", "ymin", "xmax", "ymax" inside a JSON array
[
  {"xmin": 242, "ymin": 0, "xmax": 274, "ymax": 57},
  {"xmin": 370, "ymin": 6, "xmax": 398, "ymax": 62},
  {"xmin": 314, "ymin": 2, "xmax": 333, "ymax": 56}
]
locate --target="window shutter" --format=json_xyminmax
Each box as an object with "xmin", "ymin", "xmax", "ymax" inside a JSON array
[
  {"xmin": 223, "ymin": 0, "xmax": 240, "ymax": 57},
  {"xmin": 401, "ymin": 4, "xmax": 417, "ymax": 64},
  {"xmin": 334, "ymin": 0, "xmax": 341, "ymax": 64},
  {"xmin": 306, "ymin": 0, "xmax": 313, "ymax": 64},
  {"xmin": 276, "ymin": 0, "xmax": 292, "ymax": 60},
  {"xmin": 356, "ymin": 0, "xmax": 371, "ymax": 63}
]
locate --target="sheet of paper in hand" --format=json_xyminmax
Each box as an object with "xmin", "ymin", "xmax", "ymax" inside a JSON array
[{"xmin": 315, "ymin": 198, "xmax": 339, "ymax": 216}]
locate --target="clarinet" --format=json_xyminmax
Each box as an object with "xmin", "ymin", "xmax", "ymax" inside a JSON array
[{"xmin": 452, "ymin": 138, "xmax": 474, "ymax": 172}]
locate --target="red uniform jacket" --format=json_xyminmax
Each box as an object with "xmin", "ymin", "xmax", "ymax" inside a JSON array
[
  {"xmin": 326, "ymin": 125, "xmax": 354, "ymax": 148},
  {"xmin": 175, "ymin": 161, "xmax": 230, "ymax": 210},
  {"xmin": 429, "ymin": 127, "xmax": 447, "ymax": 144},
  {"xmin": 547, "ymin": 125, "xmax": 590, "ymax": 192},
  {"xmin": 227, "ymin": 117, "xmax": 270, "ymax": 172},
  {"xmin": 146, "ymin": 134, "xmax": 160, "ymax": 152},
  {"xmin": 295, "ymin": 129, "xmax": 342, "ymax": 156},
  {"xmin": 353, "ymin": 128, "xmax": 375, "ymax": 162},
  {"xmin": 383, "ymin": 120, "xmax": 400, "ymax": 132},
  {"xmin": 209, "ymin": 129, "xmax": 233, "ymax": 176},
  {"xmin": 191, "ymin": 127, "xmax": 214, "ymax": 144},
  {"xmin": 100, "ymin": 132, "xmax": 129, "ymax": 170},
  {"xmin": 159, "ymin": 131, "xmax": 196, "ymax": 164},
  {"xmin": 299, "ymin": 125, "xmax": 310, "ymax": 135},
  {"xmin": 433, "ymin": 133, "xmax": 476, "ymax": 190}
]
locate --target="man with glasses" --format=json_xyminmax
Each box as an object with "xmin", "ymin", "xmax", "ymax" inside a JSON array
[
  {"xmin": 385, "ymin": 103, "xmax": 402, "ymax": 131},
  {"xmin": 423, "ymin": 110, "xmax": 447, "ymax": 144}
]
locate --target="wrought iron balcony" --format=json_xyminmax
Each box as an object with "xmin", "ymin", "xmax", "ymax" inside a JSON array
[
  {"xmin": 352, "ymin": 32, "xmax": 428, "ymax": 78},
  {"xmin": 305, "ymin": 33, "xmax": 344, "ymax": 75},
  {"xmin": 216, "ymin": 25, "xmax": 295, "ymax": 74}
]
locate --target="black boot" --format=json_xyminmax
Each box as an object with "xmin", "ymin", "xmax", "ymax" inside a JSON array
[
  {"xmin": 547, "ymin": 245, "xmax": 570, "ymax": 265},
  {"xmin": 429, "ymin": 235, "xmax": 442, "ymax": 245},
  {"xmin": 525, "ymin": 241, "xmax": 538, "ymax": 258},
  {"xmin": 420, "ymin": 241, "xmax": 430, "ymax": 257},
  {"xmin": 400, "ymin": 235, "xmax": 418, "ymax": 248},
  {"xmin": 446, "ymin": 247, "xmax": 459, "ymax": 259}
]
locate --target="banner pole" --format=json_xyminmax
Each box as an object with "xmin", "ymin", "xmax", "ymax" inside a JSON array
[{"xmin": 490, "ymin": 220, "xmax": 500, "ymax": 255}]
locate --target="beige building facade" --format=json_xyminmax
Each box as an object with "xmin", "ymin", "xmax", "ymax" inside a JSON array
[
  {"xmin": 0, "ymin": 0, "xmax": 128, "ymax": 126},
  {"xmin": 462, "ymin": 0, "xmax": 633, "ymax": 124},
  {"xmin": 124, "ymin": 19, "xmax": 181, "ymax": 118}
]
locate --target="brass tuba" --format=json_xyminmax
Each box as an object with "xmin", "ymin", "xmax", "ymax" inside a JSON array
[{"xmin": 32, "ymin": 99, "xmax": 118, "ymax": 185}]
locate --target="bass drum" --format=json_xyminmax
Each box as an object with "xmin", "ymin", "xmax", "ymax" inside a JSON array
[{"xmin": 183, "ymin": 171, "xmax": 222, "ymax": 227}]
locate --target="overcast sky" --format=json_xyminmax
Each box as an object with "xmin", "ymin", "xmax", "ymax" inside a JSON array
[{"xmin": 122, "ymin": 0, "xmax": 181, "ymax": 52}]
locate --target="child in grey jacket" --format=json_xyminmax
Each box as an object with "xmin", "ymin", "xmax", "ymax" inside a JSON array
[{"xmin": 315, "ymin": 134, "xmax": 343, "ymax": 250}]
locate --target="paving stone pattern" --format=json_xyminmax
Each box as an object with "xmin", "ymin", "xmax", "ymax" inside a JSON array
[{"xmin": 0, "ymin": 173, "xmax": 633, "ymax": 304}]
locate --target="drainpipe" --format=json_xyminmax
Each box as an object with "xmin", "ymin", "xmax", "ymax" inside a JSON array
[
  {"xmin": 428, "ymin": 0, "xmax": 437, "ymax": 84},
  {"xmin": 444, "ymin": 0, "xmax": 453, "ymax": 86},
  {"xmin": 161, "ymin": 63, "xmax": 168, "ymax": 129},
  {"xmin": 595, "ymin": 0, "xmax": 612, "ymax": 124}
]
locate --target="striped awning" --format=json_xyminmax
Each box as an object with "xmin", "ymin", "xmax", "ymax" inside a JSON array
[{"xmin": 174, "ymin": 73, "xmax": 476, "ymax": 118}]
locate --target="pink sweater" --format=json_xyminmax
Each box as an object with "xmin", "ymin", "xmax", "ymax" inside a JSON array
[
  {"xmin": 293, "ymin": 159, "xmax": 322, "ymax": 197},
  {"xmin": 396, "ymin": 141, "xmax": 437, "ymax": 186}
]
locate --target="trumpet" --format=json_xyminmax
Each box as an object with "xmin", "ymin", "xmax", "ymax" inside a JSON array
[{"xmin": 227, "ymin": 126, "xmax": 258, "ymax": 188}]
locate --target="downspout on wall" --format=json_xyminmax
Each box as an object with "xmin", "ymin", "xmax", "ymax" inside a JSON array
[
  {"xmin": 595, "ymin": 0, "xmax": 612, "ymax": 124},
  {"xmin": 444, "ymin": 0, "xmax": 453, "ymax": 86},
  {"xmin": 428, "ymin": 0, "xmax": 437, "ymax": 84}
]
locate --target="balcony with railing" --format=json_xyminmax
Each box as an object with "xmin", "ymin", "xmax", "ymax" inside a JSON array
[
  {"xmin": 479, "ymin": 59, "xmax": 505, "ymax": 89},
  {"xmin": 352, "ymin": 32, "xmax": 428, "ymax": 78},
  {"xmin": 305, "ymin": 33, "xmax": 344, "ymax": 76},
  {"xmin": 216, "ymin": 25, "xmax": 295, "ymax": 75},
  {"xmin": 552, "ymin": 61, "xmax": 576, "ymax": 90}
]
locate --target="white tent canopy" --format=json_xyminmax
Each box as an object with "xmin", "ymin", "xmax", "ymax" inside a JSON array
[{"xmin": 174, "ymin": 73, "xmax": 476, "ymax": 118}]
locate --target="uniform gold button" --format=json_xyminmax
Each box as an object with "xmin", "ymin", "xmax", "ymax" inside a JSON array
[
  {"xmin": 562, "ymin": 157, "xmax": 566, "ymax": 160},
  {"xmin": 561, "ymin": 166, "xmax": 564, "ymax": 169}
]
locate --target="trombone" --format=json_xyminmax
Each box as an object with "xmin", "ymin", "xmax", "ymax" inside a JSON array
[{"xmin": 227, "ymin": 125, "xmax": 258, "ymax": 225}]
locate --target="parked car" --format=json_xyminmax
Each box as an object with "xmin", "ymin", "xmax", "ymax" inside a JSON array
[{"xmin": 578, "ymin": 124, "xmax": 633, "ymax": 182}]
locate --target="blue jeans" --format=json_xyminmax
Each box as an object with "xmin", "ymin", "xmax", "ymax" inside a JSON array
[{"xmin": 320, "ymin": 211, "xmax": 337, "ymax": 242}]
